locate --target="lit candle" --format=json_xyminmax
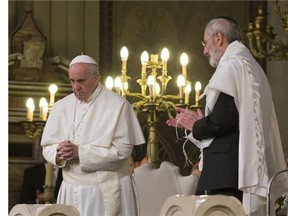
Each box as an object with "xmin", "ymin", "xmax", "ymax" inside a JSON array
[
  {"xmin": 105, "ymin": 76, "xmax": 114, "ymax": 91},
  {"xmin": 26, "ymin": 98, "xmax": 35, "ymax": 122},
  {"xmin": 120, "ymin": 46, "xmax": 129, "ymax": 76},
  {"xmin": 44, "ymin": 162, "xmax": 54, "ymax": 188},
  {"xmin": 39, "ymin": 97, "xmax": 47, "ymax": 119},
  {"xmin": 180, "ymin": 53, "xmax": 188, "ymax": 77},
  {"xmin": 161, "ymin": 48, "xmax": 169, "ymax": 76},
  {"xmin": 195, "ymin": 81, "xmax": 202, "ymax": 105},
  {"xmin": 177, "ymin": 75, "xmax": 185, "ymax": 103},
  {"xmin": 155, "ymin": 82, "xmax": 161, "ymax": 96},
  {"xmin": 184, "ymin": 83, "xmax": 192, "ymax": 105},
  {"xmin": 42, "ymin": 105, "xmax": 48, "ymax": 121},
  {"xmin": 49, "ymin": 84, "xmax": 58, "ymax": 106},
  {"xmin": 141, "ymin": 51, "xmax": 149, "ymax": 79},
  {"xmin": 123, "ymin": 81, "xmax": 128, "ymax": 91},
  {"xmin": 114, "ymin": 77, "xmax": 122, "ymax": 95},
  {"xmin": 147, "ymin": 75, "xmax": 155, "ymax": 98},
  {"xmin": 122, "ymin": 81, "xmax": 128, "ymax": 97}
]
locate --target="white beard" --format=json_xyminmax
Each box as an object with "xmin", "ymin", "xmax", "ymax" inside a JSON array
[{"xmin": 208, "ymin": 45, "xmax": 222, "ymax": 68}]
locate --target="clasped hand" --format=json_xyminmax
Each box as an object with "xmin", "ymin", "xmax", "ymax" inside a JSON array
[
  {"xmin": 166, "ymin": 107, "xmax": 204, "ymax": 131},
  {"xmin": 57, "ymin": 140, "xmax": 79, "ymax": 161}
]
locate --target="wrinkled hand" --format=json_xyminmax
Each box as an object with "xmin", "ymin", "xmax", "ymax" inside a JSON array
[
  {"xmin": 57, "ymin": 140, "xmax": 79, "ymax": 161},
  {"xmin": 166, "ymin": 107, "xmax": 204, "ymax": 131}
]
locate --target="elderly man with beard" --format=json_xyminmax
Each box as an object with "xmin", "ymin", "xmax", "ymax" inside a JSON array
[{"xmin": 166, "ymin": 17, "xmax": 285, "ymax": 216}]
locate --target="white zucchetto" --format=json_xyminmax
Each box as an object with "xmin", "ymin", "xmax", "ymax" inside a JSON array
[{"xmin": 69, "ymin": 54, "xmax": 98, "ymax": 66}]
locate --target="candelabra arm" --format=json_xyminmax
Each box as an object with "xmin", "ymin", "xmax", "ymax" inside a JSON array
[
  {"xmin": 137, "ymin": 78, "xmax": 147, "ymax": 96},
  {"xmin": 161, "ymin": 94, "xmax": 181, "ymax": 101},
  {"xmin": 132, "ymin": 100, "xmax": 147, "ymax": 116},
  {"xmin": 157, "ymin": 100, "xmax": 177, "ymax": 119},
  {"xmin": 124, "ymin": 90, "xmax": 147, "ymax": 101}
]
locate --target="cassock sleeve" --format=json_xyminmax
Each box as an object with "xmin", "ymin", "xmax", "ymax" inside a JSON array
[{"xmin": 79, "ymin": 102, "xmax": 142, "ymax": 172}]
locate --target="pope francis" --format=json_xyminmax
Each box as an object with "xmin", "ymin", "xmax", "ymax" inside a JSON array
[{"xmin": 41, "ymin": 54, "xmax": 146, "ymax": 216}]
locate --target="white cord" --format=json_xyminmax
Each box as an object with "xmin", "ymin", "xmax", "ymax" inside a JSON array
[{"xmin": 175, "ymin": 117, "xmax": 194, "ymax": 167}]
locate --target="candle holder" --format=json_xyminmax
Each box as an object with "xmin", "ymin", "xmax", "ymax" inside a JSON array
[
  {"xmin": 20, "ymin": 120, "xmax": 46, "ymax": 140},
  {"xmin": 107, "ymin": 47, "xmax": 203, "ymax": 168},
  {"xmin": 246, "ymin": 1, "xmax": 288, "ymax": 60}
]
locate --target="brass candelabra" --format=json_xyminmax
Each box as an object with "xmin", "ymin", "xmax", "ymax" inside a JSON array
[
  {"xmin": 106, "ymin": 46, "xmax": 202, "ymax": 168},
  {"xmin": 21, "ymin": 84, "xmax": 58, "ymax": 204},
  {"xmin": 246, "ymin": 0, "xmax": 288, "ymax": 60}
]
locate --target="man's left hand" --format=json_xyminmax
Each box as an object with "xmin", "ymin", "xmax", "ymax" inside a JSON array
[{"xmin": 57, "ymin": 140, "xmax": 79, "ymax": 161}]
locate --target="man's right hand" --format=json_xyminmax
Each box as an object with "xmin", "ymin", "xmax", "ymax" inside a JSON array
[
  {"xmin": 166, "ymin": 107, "xmax": 204, "ymax": 131},
  {"xmin": 57, "ymin": 140, "xmax": 79, "ymax": 161}
]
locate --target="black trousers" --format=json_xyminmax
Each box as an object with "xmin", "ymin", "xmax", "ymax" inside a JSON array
[{"xmin": 196, "ymin": 188, "xmax": 243, "ymax": 203}]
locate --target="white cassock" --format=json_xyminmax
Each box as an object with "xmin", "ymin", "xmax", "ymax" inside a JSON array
[{"xmin": 41, "ymin": 83, "xmax": 145, "ymax": 216}]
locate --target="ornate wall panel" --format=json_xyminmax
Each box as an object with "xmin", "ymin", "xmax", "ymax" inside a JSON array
[{"xmin": 9, "ymin": 1, "xmax": 100, "ymax": 61}]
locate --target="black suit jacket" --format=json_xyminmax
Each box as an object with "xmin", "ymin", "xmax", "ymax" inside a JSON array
[
  {"xmin": 193, "ymin": 92, "xmax": 239, "ymax": 191},
  {"xmin": 20, "ymin": 163, "xmax": 63, "ymax": 204}
]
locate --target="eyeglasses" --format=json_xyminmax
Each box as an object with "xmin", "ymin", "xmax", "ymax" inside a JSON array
[
  {"xmin": 201, "ymin": 41, "xmax": 207, "ymax": 47},
  {"xmin": 201, "ymin": 34, "xmax": 215, "ymax": 47}
]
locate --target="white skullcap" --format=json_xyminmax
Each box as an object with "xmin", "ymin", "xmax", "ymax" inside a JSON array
[{"xmin": 69, "ymin": 54, "xmax": 98, "ymax": 66}]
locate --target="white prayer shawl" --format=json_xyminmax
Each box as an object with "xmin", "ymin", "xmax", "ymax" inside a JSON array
[
  {"xmin": 189, "ymin": 41, "xmax": 285, "ymax": 215},
  {"xmin": 41, "ymin": 83, "xmax": 145, "ymax": 216}
]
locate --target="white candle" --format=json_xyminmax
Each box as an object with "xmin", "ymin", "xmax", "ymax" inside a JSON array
[
  {"xmin": 195, "ymin": 81, "xmax": 202, "ymax": 105},
  {"xmin": 49, "ymin": 84, "xmax": 58, "ymax": 106},
  {"xmin": 141, "ymin": 51, "xmax": 149, "ymax": 79},
  {"xmin": 184, "ymin": 83, "xmax": 191, "ymax": 105},
  {"xmin": 120, "ymin": 46, "xmax": 129, "ymax": 76},
  {"xmin": 42, "ymin": 105, "xmax": 48, "ymax": 121},
  {"xmin": 39, "ymin": 97, "xmax": 47, "ymax": 119},
  {"xmin": 180, "ymin": 53, "xmax": 189, "ymax": 77},
  {"xmin": 114, "ymin": 77, "xmax": 122, "ymax": 95},
  {"xmin": 161, "ymin": 48, "xmax": 169, "ymax": 76},
  {"xmin": 177, "ymin": 75, "xmax": 185, "ymax": 101},
  {"xmin": 155, "ymin": 82, "xmax": 161, "ymax": 96},
  {"xmin": 105, "ymin": 76, "xmax": 114, "ymax": 91},
  {"xmin": 123, "ymin": 82, "xmax": 128, "ymax": 97},
  {"xmin": 26, "ymin": 98, "xmax": 35, "ymax": 122},
  {"xmin": 147, "ymin": 75, "xmax": 155, "ymax": 99}
]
